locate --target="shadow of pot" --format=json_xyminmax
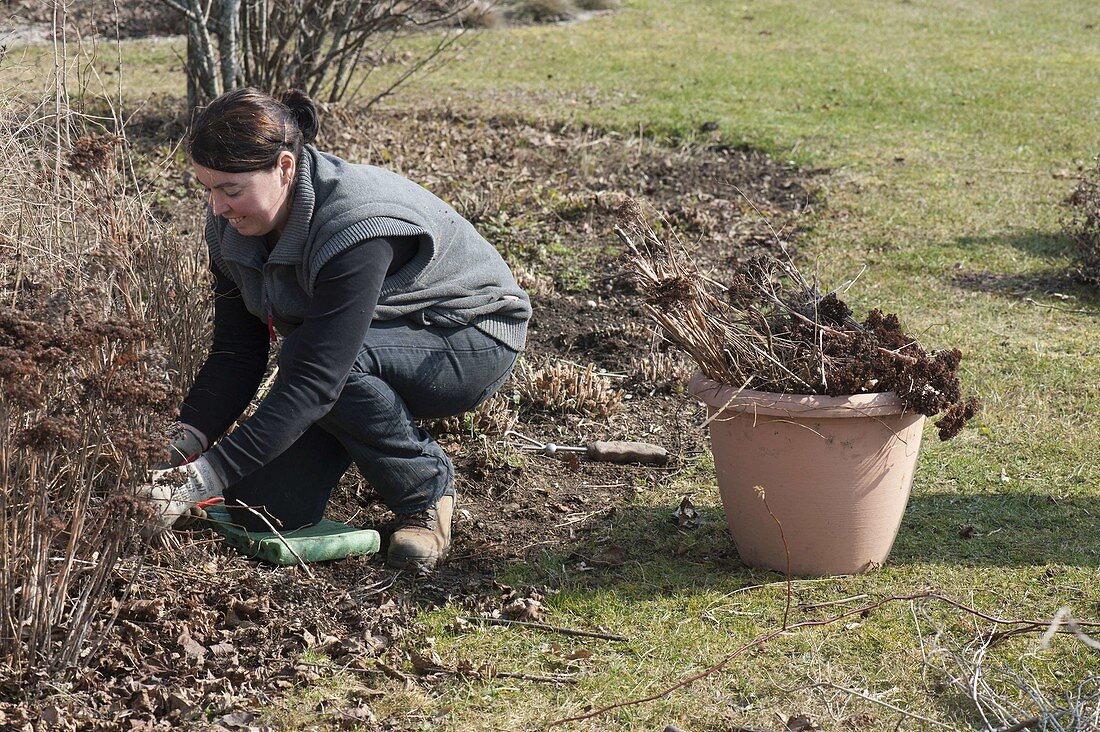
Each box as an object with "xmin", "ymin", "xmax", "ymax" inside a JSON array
[{"xmin": 689, "ymin": 372, "xmax": 925, "ymax": 577}]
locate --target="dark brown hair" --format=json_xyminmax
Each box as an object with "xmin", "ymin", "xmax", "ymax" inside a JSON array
[{"xmin": 188, "ymin": 87, "xmax": 319, "ymax": 173}]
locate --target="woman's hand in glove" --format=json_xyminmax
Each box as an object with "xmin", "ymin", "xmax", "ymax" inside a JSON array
[
  {"xmin": 156, "ymin": 423, "xmax": 208, "ymax": 470},
  {"xmin": 135, "ymin": 455, "xmax": 225, "ymax": 538}
]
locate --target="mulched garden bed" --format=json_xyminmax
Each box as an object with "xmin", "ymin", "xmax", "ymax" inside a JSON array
[{"xmin": 1, "ymin": 102, "xmax": 816, "ymax": 730}]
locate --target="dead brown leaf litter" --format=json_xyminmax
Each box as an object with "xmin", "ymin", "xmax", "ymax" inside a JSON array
[{"xmin": 3, "ymin": 102, "xmax": 815, "ymax": 728}]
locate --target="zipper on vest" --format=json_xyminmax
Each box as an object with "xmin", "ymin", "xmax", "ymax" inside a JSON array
[{"xmin": 263, "ymin": 288, "xmax": 277, "ymax": 344}]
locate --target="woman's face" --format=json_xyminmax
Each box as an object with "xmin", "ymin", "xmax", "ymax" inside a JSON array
[{"xmin": 193, "ymin": 152, "xmax": 296, "ymax": 239}]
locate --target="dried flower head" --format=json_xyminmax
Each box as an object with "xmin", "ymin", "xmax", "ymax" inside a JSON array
[{"xmin": 67, "ymin": 134, "xmax": 121, "ymax": 176}]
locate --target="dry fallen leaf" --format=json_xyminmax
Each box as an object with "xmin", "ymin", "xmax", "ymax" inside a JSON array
[
  {"xmin": 502, "ymin": 597, "xmax": 545, "ymax": 622},
  {"xmin": 217, "ymin": 711, "xmax": 257, "ymax": 729},
  {"xmin": 177, "ymin": 632, "xmax": 207, "ymax": 659},
  {"xmin": 672, "ymin": 496, "xmax": 702, "ymax": 530},
  {"xmin": 119, "ymin": 598, "xmax": 165, "ymax": 621},
  {"xmin": 409, "ymin": 649, "xmax": 446, "ymax": 675},
  {"xmin": 588, "ymin": 546, "xmax": 627, "ymax": 566},
  {"xmin": 786, "ymin": 714, "xmax": 819, "ymax": 731}
]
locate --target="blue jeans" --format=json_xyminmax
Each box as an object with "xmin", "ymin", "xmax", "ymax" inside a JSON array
[{"xmin": 223, "ymin": 318, "xmax": 518, "ymax": 531}]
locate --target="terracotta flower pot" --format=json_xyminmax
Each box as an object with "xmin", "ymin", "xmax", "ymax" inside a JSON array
[{"xmin": 688, "ymin": 372, "xmax": 925, "ymax": 576}]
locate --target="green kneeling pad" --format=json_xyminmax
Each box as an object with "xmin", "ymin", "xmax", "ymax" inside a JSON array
[{"xmin": 203, "ymin": 504, "xmax": 381, "ymax": 565}]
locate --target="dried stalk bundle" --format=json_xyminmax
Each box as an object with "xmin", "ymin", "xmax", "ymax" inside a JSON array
[
  {"xmin": 517, "ymin": 360, "xmax": 624, "ymax": 419},
  {"xmin": 1064, "ymin": 155, "xmax": 1100, "ymax": 285},
  {"xmin": 615, "ymin": 199, "xmax": 979, "ymax": 440},
  {"xmin": 920, "ymin": 604, "xmax": 1100, "ymax": 731},
  {"xmin": 0, "ymin": 66, "xmax": 201, "ymax": 694}
]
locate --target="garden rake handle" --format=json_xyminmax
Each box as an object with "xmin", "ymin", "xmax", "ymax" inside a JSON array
[{"xmin": 586, "ymin": 441, "xmax": 669, "ymax": 465}]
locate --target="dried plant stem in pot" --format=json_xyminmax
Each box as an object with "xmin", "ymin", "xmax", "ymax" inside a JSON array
[{"xmin": 615, "ymin": 199, "xmax": 979, "ymax": 440}]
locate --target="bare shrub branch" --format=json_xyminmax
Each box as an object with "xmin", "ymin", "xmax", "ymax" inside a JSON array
[
  {"xmin": 0, "ymin": 14, "xmax": 209, "ymax": 692},
  {"xmin": 159, "ymin": 0, "xmax": 480, "ymax": 108}
]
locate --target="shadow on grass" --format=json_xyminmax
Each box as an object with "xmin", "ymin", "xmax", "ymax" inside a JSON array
[
  {"xmin": 949, "ymin": 230, "xmax": 1100, "ymax": 306},
  {"xmin": 893, "ymin": 491, "xmax": 1100, "ymax": 566},
  {"xmin": 519, "ymin": 491, "xmax": 1100, "ymax": 593}
]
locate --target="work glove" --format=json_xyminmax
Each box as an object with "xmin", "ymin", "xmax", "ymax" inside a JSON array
[
  {"xmin": 135, "ymin": 455, "xmax": 225, "ymax": 538},
  {"xmin": 156, "ymin": 423, "xmax": 208, "ymax": 470}
]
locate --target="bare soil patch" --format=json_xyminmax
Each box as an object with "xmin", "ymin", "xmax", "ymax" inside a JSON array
[{"xmin": 3, "ymin": 102, "xmax": 817, "ymax": 728}]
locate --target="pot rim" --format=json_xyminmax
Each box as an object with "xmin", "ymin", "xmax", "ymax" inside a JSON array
[{"xmin": 688, "ymin": 371, "xmax": 914, "ymax": 418}]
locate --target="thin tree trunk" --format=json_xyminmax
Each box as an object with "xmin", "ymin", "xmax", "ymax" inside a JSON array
[
  {"xmin": 216, "ymin": 0, "xmax": 242, "ymax": 91},
  {"xmin": 160, "ymin": 0, "xmax": 477, "ymax": 109},
  {"xmin": 185, "ymin": 0, "xmax": 221, "ymax": 105}
]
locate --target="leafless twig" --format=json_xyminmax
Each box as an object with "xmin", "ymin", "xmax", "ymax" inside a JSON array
[
  {"xmin": 226, "ymin": 498, "xmax": 316, "ymax": 580},
  {"xmin": 460, "ymin": 616, "xmax": 628, "ymax": 642}
]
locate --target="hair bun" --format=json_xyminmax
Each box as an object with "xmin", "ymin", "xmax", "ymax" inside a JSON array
[{"xmin": 279, "ymin": 89, "xmax": 319, "ymax": 145}]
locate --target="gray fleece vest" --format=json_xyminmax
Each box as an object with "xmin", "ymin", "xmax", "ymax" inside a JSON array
[{"xmin": 205, "ymin": 146, "xmax": 530, "ymax": 351}]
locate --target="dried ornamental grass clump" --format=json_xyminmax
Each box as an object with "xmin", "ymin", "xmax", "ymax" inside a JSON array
[
  {"xmin": 616, "ymin": 200, "xmax": 980, "ymax": 440},
  {"xmin": 517, "ymin": 359, "xmax": 624, "ymax": 418}
]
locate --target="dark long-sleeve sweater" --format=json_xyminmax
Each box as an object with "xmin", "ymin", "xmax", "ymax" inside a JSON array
[{"xmin": 179, "ymin": 236, "xmax": 415, "ymax": 486}]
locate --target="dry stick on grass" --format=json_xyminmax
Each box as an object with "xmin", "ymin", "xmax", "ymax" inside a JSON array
[
  {"xmin": 481, "ymin": 670, "xmax": 578, "ymax": 685},
  {"xmin": 1041, "ymin": 607, "xmax": 1100, "ymax": 651},
  {"xmin": 754, "ymin": 485, "xmax": 791, "ymax": 630},
  {"xmin": 460, "ymin": 615, "xmax": 629, "ymax": 642},
  {"xmin": 548, "ymin": 592, "xmax": 1100, "ymax": 727},
  {"xmin": 297, "ymin": 658, "xmax": 577, "ymax": 686},
  {"xmin": 1024, "ymin": 298, "xmax": 1100, "ymax": 316},
  {"xmin": 995, "ymin": 719, "xmax": 1042, "ymax": 732},
  {"xmin": 417, "ymin": 663, "xmax": 578, "ymax": 685},
  {"xmin": 798, "ymin": 594, "xmax": 870, "ymax": 611}
]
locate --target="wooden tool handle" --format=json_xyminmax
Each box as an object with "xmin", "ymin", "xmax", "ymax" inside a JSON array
[{"xmin": 586, "ymin": 441, "xmax": 669, "ymax": 465}]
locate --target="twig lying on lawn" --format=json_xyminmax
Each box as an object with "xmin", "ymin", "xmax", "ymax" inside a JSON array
[
  {"xmin": 798, "ymin": 594, "xmax": 870, "ymax": 611},
  {"xmin": 491, "ymin": 670, "xmax": 577, "ymax": 684},
  {"xmin": 548, "ymin": 592, "xmax": 1100, "ymax": 727},
  {"xmin": 424, "ymin": 665, "xmax": 577, "ymax": 685},
  {"xmin": 1025, "ymin": 298, "xmax": 1100, "ymax": 315},
  {"xmin": 460, "ymin": 616, "xmax": 628, "ymax": 642},
  {"xmin": 1041, "ymin": 607, "xmax": 1100, "ymax": 651},
  {"xmin": 994, "ymin": 718, "xmax": 1042, "ymax": 732}
]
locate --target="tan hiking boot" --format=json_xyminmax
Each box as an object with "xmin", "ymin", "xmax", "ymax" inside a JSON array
[{"xmin": 387, "ymin": 490, "xmax": 455, "ymax": 570}]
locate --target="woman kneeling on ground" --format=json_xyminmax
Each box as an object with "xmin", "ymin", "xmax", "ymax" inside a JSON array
[{"xmin": 140, "ymin": 87, "xmax": 530, "ymax": 570}]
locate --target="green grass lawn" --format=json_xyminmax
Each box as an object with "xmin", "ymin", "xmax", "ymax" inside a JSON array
[
  {"xmin": 399, "ymin": 2, "xmax": 1100, "ymax": 729},
  {"xmin": 8, "ymin": 1, "xmax": 1100, "ymax": 728}
]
